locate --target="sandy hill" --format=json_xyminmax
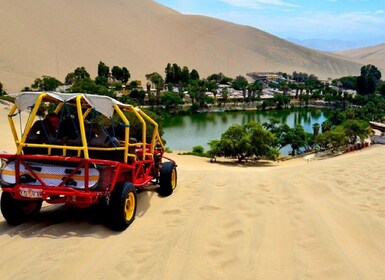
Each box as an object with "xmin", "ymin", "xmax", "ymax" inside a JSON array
[
  {"xmin": 0, "ymin": 0, "xmax": 363, "ymax": 92},
  {"xmin": 335, "ymin": 43, "xmax": 385, "ymax": 74}
]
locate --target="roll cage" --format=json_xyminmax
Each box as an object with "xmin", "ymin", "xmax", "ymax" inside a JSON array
[{"xmin": 8, "ymin": 92, "xmax": 165, "ymax": 163}]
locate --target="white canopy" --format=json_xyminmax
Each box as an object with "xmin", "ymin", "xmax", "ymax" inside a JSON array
[{"xmin": 14, "ymin": 92, "xmax": 133, "ymax": 118}]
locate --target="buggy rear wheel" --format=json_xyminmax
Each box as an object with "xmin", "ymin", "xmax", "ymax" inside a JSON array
[
  {"xmin": 107, "ymin": 182, "xmax": 137, "ymax": 231},
  {"xmin": 1, "ymin": 192, "xmax": 42, "ymax": 225},
  {"xmin": 158, "ymin": 162, "xmax": 177, "ymax": 197}
]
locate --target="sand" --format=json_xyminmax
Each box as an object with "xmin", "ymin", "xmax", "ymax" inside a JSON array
[
  {"xmin": 335, "ymin": 43, "xmax": 385, "ymax": 74},
  {"xmin": 0, "ymin": 0, "xmax": 363, "ymax": 92},
  {"xmin": 1, "ymin": 102, "xmax": 385, "ymax": 279}
]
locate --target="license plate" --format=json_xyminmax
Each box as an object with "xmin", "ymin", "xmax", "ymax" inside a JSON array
[{"xmin": 19, "ymin": 188, "xmax": 43, "ymax": 198}]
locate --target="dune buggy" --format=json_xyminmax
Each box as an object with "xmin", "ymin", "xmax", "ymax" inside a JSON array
[{"xmin": 0, "ymin": 92, "xmax": 177, "ymax": 230}]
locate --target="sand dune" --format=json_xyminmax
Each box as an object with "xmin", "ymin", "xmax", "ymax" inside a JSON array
[
  {"xmin": 0, "ymin": 0, "xmax": 363, "ymax": 92},
  {"xmin": 1, "ymin": 101, "xmax": 385, "ymax": 279},
  {"xmin": 335, "ymin": 43, "xmax": 385, "ymax": 73}
]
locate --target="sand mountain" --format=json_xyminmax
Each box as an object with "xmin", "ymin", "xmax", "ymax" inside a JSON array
[
  {"xmin": 335, "ymin": 43, "xmax": 385, "ymax": 73},
  {"xmin": 0, "ymin": 0, "xmax": 363, "ymax": 92}
]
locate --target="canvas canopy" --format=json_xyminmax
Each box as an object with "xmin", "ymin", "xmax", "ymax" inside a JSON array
[{"xmin": 14, "ymin": 92, "xmax": 134, "ymax": 118}]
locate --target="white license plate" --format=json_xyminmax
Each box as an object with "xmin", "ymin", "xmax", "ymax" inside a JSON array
[{"xmin": 19, "ymin": 188, "xmax": 43, "ymax": 198}]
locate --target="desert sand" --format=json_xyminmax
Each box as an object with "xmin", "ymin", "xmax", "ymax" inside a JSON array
[
  {"xmin": 1, "ymin": 101, "xmax": 385, "ymax": 279},
  {"xmin": 0, "ymin": 0, "xmax": 363, "ymax": 92},
  {"xmin": 335, "ymin": 43, "xmax": 385, "ymax": 74}
]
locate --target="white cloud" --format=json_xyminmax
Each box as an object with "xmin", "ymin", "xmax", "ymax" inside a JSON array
[{"xmin": 218, "ymin": 0, "xmax": 299, "ymax": 9}]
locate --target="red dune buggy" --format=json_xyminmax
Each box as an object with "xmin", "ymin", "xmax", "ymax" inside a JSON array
[{"xmin": 0, "ymin": 92, "xmax": 177, "ymax": 230}]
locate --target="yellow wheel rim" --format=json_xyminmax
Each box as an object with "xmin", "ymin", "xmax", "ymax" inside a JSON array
[
  {"xmin": 171, "ymin": 169, "xmax": 176, "ymax": 190},
  {"xmin": 124, "ymin": 192, "xmax": 136, "ymax": 221}
]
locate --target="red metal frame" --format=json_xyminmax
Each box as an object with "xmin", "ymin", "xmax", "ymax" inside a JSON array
[{"xmin": 0, "ymin": 153, "xmax": 164, "ymax": 208}]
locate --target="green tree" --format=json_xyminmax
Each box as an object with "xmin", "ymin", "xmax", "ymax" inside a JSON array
[
  {"xmin": 342, "ymin": 119, "xmax": 368, "ymax": 145},
  {"xmin": 121, "ymin": 67, "xmax": 130, "ymax": 84},
  {"xmin": 181, "ymin": 66, "xmax": 190, "ymax": 84},
  {"xmin": 207, "ymin": 121, "xmax": 278, "ymax": 162},
  {"xmin": 221, "ymin": 87, "xmax": 229, "ymax": 105},
  {"xmin": 31, "ymin": 76, "xmax": 62, "ymax": 91},
  {"xmin": 379, "ymin": 82, "xmax": 385, "ymax": 97},
  {"xmin": 286, "ymin": 124, "xmax": 307, "ymax": 156},
  {"xmin": 190, "ymin": 69, "xmax": 200, "ymax": 81},
  {"xmin": 232, "ymin": 75, "xmax": 248, "ymax": 101},
  {"xmin": 312, "ymin": 123, "xmax": 320, "ymax": 137},
  {"xmin": 128, "ymin": 89, "xmax": 146, "ymax": 104},
  {"xmin": 111, "ymin": 66, "xmax": 122, "ymax": 82},
  {"xmin": 316, "ymin": 126, "xmax": 348, "ymax": 153},
  {"xmin": 70, "ymin": 77, "xmax": 114, "ymax": 97},
  {"xmin": 357, "ymin": 64, "xmax": 382, "ymax": 94},
  {"xmin": 74, "ymin": 67, "xmax": 90, "ymax": 80},
  {"xmin": 160, "ymin": 91, "xmax": 183, "ymax": 110},
  {"xmin": 146, "ymin": 72, "xmax": 164, "ymax": 105},
  {"xmin": 65, "ymin": 72, "xmax": 76, "ymax": 85},
  {"xmin": 95, "ymin": 76, "xmax": 109, "ymax": 87},
  {"xmin": 97, "ymin": 61, "xmax": 110, "ymax": 78},
  {"xmin": 263, "ymin": 118, "xmax": 290, "ymax": 150},
  {"xmin": 111, "ymin": 66, "xmax": 130, "ymax": 84}
]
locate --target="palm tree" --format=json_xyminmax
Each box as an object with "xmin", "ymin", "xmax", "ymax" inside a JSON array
[
  {"xmin": 145, "ymin": 72, "xmax": 164, "ymax": 105},
  {"xmin": 321, "ymin": 120, "xmax": 331, "ymax": 133},
  {"xmin": 312, "ymin": 123, "xmax": 320, "ymax": 137}
]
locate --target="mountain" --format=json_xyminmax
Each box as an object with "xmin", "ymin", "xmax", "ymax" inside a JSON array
[
  {"xmin": 0, "ymin": 0, "xmax": 363, "ymax": 92},
  {"xmin": 335, "ymin": 44, "xmax": 385, "ymax": 73}
]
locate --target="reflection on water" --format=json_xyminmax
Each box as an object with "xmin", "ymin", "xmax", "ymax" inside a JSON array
[{"xmin": 162, "ymin": 108, "xmax": 331, "ymax": 153}]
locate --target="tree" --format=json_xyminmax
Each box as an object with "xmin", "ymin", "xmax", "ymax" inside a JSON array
[
  {"xmin": 379, "ymin": 82, "xmax": 385, "ymax": 97},
  {"xmin": 190, "ymin": 69, "xmax": 200, "ymax": 81},
  {"xmin": 111, "ymin": 66, "xmax": 130, "ymax": 84},
  {"xmin": 221, "ymin": 87, "xmax": 229, "ymax": 105},
  {"xmin": 95, "ymin": 76, "xmax": 109, "ymax": 87},
  {"xmin": 160, "ymin": 91, "xmax": 183, "ymax": 110},
  {"xmin": 70, "ymin": 77, "xmax": 114, "ymax": 97},
  {"xmin": 146, "ymin": 72, "xmax": 164, "ymax": 105},
  {"xmin": 111, "ymin": 66, "xmax": 122, "ymax": 82},
  {"xmin": 121, "ymin": 67, "xmax": 130, "ymax": 84},
  {"xmin": 333, "ymin": 76, "xmax": 357, "ymax": 90},
  {"xmin": 321, "ymin": 120, "xmax": 332, "ymax": 133},
  {"xmin": 316, "ymin": 126, "xmax": 348, "ymax": 153},
  {"xmin": 74, "ymin": 67, "xmax": 90, "ymax": 80},
  {"xmin": 133, "ymin": 89, "xmax": 146, "ymax": 104},
  {"xmin": 207, "ymin": 121, "xmax": 278, "ymax": 162},
  {"xmin": 181, "ymin": 66, "xmax": 190, "ymax": 84},
  {"xmin": 232, "ymin": 75, "xmax": 248, "ymax": 101},
  {"xmin": 286, "ymin": 124, "xmax": 307, "ymax": 156},
  {"xmin": 31, "ymin": 76, "xmax": 62, "ymax": 91},
  {"xmin": 263, "ymin": 118, "xmax": 290, "ymax": 150},
  {"xmin": 65, "ymin": 72, "xmax": 77, "ymax": 85},
  {"xmin": 97, "ymin": 61, "xmax": 110, "ymax": 78},
  {"xmin": 246, "ymin": 122, "xmax": 280, "ymax": 161},
  {"xmin": 357, "ymin": 64, "xmax": 382, "ymax": 94},
  {"xmin": 342, "ymin": 119, "xmax": 368, "ymax": 145},
  {"xmin": 312, "ymin": 123, "xmax": 320, "ymax": 137}
]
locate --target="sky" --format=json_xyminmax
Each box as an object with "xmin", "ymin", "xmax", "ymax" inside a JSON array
[{"xmin": 155, "ymin": 0, "xmax": 385, "ymax": 50}]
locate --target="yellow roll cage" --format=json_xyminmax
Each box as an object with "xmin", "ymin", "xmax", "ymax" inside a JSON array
[{"xmin": 8, "ymin": 92, "xmax": 165, "ymax": 163}]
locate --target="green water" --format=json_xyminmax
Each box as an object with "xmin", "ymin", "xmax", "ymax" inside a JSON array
[{"xmin": 162, "ymin": 108, "xmax": 331, "ymax": 154}]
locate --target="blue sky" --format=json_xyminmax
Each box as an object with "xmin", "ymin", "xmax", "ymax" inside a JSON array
[{"xmin": 155, "ymin": 0, "xmax": 385, "ymax": 49}]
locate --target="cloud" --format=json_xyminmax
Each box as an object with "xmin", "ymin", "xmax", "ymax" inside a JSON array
[{"xmin": 218, "ymin": 0, "xmax": 299, "ymax": 9}]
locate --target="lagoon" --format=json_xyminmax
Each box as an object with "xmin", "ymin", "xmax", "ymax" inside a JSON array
[{"xmin": 162, "ymin": 108, "xmax": 331, "ymax": 154}]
